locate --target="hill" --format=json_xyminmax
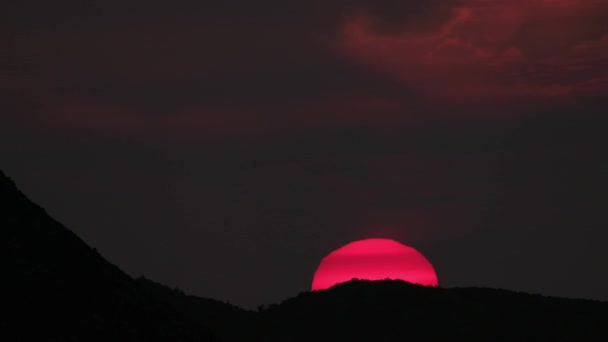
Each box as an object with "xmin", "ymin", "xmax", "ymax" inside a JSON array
[
  {"xmin": 1, "ymin": 170, "xmax": 251, "ymax": 341},
  {"xmin": 258, "ymin": 279, "xmax": 608, "ymax": 340},
  {"xmin": 2, "ymin": 169, "xmax": 607, "ymax": 341}
]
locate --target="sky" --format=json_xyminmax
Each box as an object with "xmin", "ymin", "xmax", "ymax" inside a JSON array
[{"xmin": 2, "ymin": 0, "xmax": 608, "ymax": 309}]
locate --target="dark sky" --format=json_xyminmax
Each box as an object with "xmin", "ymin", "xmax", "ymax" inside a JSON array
[{"xmin": 2, "ymin": 0, "xmax": 608, "ymax": 309}]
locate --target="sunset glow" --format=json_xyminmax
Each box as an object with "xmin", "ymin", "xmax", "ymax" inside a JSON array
[{"xmin": 311, "ymin": 239, "xmax": 438, "ymax": 291}]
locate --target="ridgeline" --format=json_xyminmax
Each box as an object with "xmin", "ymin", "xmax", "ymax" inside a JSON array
[{"xmin": 2, "ymin": 169, "xmax": 607, "ymax": 341}]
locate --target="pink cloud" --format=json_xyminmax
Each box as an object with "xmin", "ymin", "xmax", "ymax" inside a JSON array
[
  {"xmin": 6, "ymin": 0, "xmax": 608, "ymax": 139},
  {"xmin": 336, "ymin": 0, "xmax": 608, "ymax": 104},
  {"xmin": 22, "ymin": 91, "xmax": 406, "ymax": 141}
]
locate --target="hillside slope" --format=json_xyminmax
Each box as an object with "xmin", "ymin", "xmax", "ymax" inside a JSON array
[{"xmin": 1, "ymin": 170, "xmax": 250, "ymax": 341}]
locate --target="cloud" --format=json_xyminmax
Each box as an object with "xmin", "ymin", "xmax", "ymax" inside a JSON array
[
  {"xmin": 3, "ymin": 0, "xmax": 608, "ymax": 139},
  {"xmin": 6, "ymin": 87, "xmax": 406, "ymax": 141},
  {"xmin": 337, "ymin": 0, "xmax": 608, "ymax": 104}
]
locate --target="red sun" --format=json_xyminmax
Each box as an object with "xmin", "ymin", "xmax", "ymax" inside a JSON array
[{"xmin": 311, "ymin": 238, "xmax": 438, "ymax": 291}]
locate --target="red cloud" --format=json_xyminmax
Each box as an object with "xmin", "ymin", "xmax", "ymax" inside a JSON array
[
  {"xmin": 6, "ymin": 1, "xmax": 608, "ymax": 139},
  {"xmin": 21, "ymin": 90, "xmax": 406, "ymax": 141},
  {"xmin": 337, "ymin": 0, "xmax": 608, "ymax": 103}
]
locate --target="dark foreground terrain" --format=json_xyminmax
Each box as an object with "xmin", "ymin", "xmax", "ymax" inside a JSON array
[{"xmin": 2, "ymin": 169, "xmax": 607, "ymax": 341}]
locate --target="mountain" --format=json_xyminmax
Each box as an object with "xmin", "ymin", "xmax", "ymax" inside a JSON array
[
  {"xmin": 257, "ymin": 279, "xmax": 608, "ymax": 340},
  {"xmin": 2, "ymin": 169, "xmax": 607, "ymax": 341},
  {"xmin": 1, "ymin": 170, "xmax": 252, "ymax": 341}
]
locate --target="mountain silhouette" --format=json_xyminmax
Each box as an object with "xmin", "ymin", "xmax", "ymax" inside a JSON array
[
  {"xmin": 257, "ymin": 279, "xmax": 608, "ymax": 340},
  {"xmin": 2, "ymin": 169, "xmax": 607, "ymax": 341},
  {"xmin": 1, "ymin": 170, "xmax": 251, "ymax": 341}
]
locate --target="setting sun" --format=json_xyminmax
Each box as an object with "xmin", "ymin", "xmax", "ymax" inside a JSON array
[{"xmin": 311, "ymin": 238, "xmax": 438, "ymax": 291}]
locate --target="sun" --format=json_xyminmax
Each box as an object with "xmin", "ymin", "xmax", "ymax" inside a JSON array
[{"xmin": 311, "ymin": 238, "xmax": 438, "ymax": 291}]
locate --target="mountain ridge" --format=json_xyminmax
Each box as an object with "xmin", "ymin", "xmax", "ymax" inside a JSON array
[
  {"xmin": 1, "ymin": 169, "xmax": 251, "ymax": 341},
  {"xmin": 2, "ymin": 169, "xmax": 607, "ymax": 341}
]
